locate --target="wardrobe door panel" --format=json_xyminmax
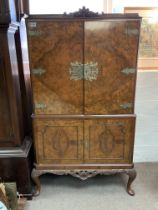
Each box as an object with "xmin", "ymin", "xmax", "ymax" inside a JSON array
[
  {"xmin": 84, "ymin": 117, "xmax": 135, "ymax": 164},
  {"xmin": 27, "ymin": 20, "xmax": 84, "ymax": 114},
  {"xmin": 0, "ymin": 54, "xmax": 12, "ymax": 145},
  {"xmin": 84, "ymin": 20, "xmax": 140, "ymax": 114},
  {"xmin": 33, "ymin": 119, "xmax": 84, "ymax": 164}
]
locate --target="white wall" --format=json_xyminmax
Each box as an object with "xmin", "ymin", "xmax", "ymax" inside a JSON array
[
  {"xmin": 112, "ymin": 0, "xmax": 158, "ymax": 13},
  {"xmin": 29, "ymin": 0, "xmax": 104, "ymax": 14},
  {"xmin": 134, "ymin": 71, "xmax": 158, "ymax": 162}
]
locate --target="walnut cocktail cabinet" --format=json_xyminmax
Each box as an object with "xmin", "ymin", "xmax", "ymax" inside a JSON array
[{"xmin": 26, "ymin": 8, "xmax": 141, "ymax": 196}]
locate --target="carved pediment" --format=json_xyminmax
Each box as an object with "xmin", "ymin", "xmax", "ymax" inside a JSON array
[{"xmin": 64, "ymin": 6, "xmax": 104, "ymax": 17}]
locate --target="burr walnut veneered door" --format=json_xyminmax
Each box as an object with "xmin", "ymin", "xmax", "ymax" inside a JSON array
[
  {"xmin": 84, "ymin": 20, "xmax": 140, "ymax": 114},
  {"xmin": 33, "ymin": 119, "xmax": 83, "ymax": 164},
  {"xmin": 27, "ymin": 20, "xmax": 84, "ymax": 114},
  {"xmin": 84, "ymin": 117, "xmax": 135, "ymax": 164}
]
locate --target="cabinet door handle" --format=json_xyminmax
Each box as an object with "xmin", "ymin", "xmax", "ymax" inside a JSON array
[
  {"xmin": 69, "ymin": 62, "xmax": 98, "ymax": 81},
  {"xmin": 78, "ymin": 140, "xmax": 83, "ymax": 144},
  {"xmin": 28, "ymin": 30, "xmax": 42, "ymax": 36},
  {"xmin": 69, "ymin": 62, "xmax": 83, "ymax": 80},
  {"xmin": 120, "ymin": 102, "xmax": 132, "ymax": 109},
  {"xmin": 84, "ymin": 140, "xmax": 89, "ymax": 149},
  {"xmin": 121, "ymin": 68, "xmax": 136, "ymax": 75},
  {"xmin": 35, "ymin": 103, "xmax": 47, "ymax": 109},
  {"xmin": 125, "ymin": 28, "xmax": 139, "ymax": 36},
  {"xmin": 32, "ymin": 68, "xmax": 46, "ymax": 76}
]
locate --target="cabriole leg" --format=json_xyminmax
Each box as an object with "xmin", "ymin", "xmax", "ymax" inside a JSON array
[
  {"xmin": 125, "ymin": 168, "xmax": 137, "ymax": 196},
  {"xmin": 31, "ymin": 168, "xmax": 41, "ymax": 196}
]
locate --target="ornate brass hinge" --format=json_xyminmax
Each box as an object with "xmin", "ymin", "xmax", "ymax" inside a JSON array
[
  {"xmin": 32, "ymin": 68, "xmax": 46, "ymax": 76},
  {"xmin": 120, "ymin": 103, "xmax": 133, "ymax": 109},
  {"xmin": 28, "ymin": 22, "xmax": 37, "ymax": 28},
  {"xmin": 121, "ymin": 68, "xmax": 136, "ymax": 75},
  {"xmin": 125, "ymin": 28, "xmax": 139, "ymax": 36},
  {"xmin": 35, "ymin": 103, "xmax": 47, "ymax": 109},
  {"xmin": 28, "ymin": 30, "xmax": 42, "ymax": 36}
]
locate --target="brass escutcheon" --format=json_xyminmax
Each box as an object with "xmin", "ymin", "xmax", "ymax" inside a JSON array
[{"xmin": 69, "ymin": 62, "xmax": 99, "ymax": 81}]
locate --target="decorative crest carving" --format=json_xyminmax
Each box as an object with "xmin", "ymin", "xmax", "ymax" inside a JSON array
[{"xmin": 64, "ymin": 6, "xmax": 104, "ymax": 17}]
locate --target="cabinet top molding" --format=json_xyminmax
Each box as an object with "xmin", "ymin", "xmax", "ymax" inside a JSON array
[{"xmin": 27, "ymin": 7, "xmax": 141, "ymax": 20}]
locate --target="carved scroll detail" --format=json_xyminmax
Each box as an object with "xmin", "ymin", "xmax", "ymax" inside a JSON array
[
  {"xmin": 31, "ymin": 168, "xmax": 137, "ymax": 196},
  {"xmin": 64, "ymin": 6, "xmax": 104, "ymax": 17}
]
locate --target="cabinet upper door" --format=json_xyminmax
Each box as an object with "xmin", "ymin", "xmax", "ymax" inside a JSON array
[
  {"xmin": 84, "ymin": 19, "xmax": 140, "ymax": 114},
  {"xmin": 27, "ymin": 20, "xmax": 84, "ymax": 115}
]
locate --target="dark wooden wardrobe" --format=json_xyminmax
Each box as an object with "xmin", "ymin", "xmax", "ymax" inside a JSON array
[{"xmin": 0, "ymin": 0, "xmax": 33, "ymax": 198}]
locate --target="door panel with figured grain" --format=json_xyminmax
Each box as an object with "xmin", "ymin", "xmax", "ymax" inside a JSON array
[
  {"xmin": 84, "ymin": 20, "xmax": 140, "ymax": 114},
  {"xmin": 27, "ymin": 20, "xmax": 83, "ymax": 114},
  {"xmin": 84, "ymin": 117, "xmax": 135, "ymax": 164},
  {"xmin": 34, "ymin": 119, "xmax": 83, "ymax": 164}
]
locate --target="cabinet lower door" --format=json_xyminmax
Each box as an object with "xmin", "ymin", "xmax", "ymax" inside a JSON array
[
  {"xmin": 33, "ymin": 119, "xmax": 83, "ymax": 164},
  {"xmin": 84, "ymin": 117, "xmax": 135, "ymax": 164}
]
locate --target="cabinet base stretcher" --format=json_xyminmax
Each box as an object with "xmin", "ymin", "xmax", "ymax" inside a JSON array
[{"xmin": 31, "ymin": 166, "xmax": 136, "ymax": 196}]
